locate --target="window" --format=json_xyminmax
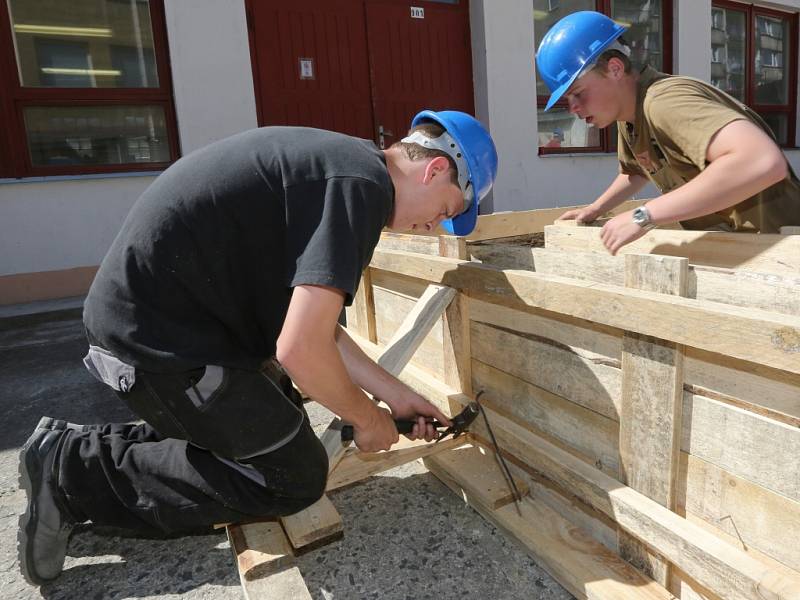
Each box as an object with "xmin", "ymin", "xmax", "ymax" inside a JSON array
[
  {"xmin": 534, "ymin": 0, "xmax": 673, "ymax": 154},
  {"xmin": 711, "ymin": 2, "xmax": 797, "ymax": 146},
  {"xmin": 0, "ymin": 0, "xmax": 179, "ymax": 178}
]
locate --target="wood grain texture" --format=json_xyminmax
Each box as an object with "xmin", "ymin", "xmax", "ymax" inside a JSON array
[
  {"xmin": 368, "ymin": 249, "xmax": 800, "ymax": 375},
  {"xmin": 544, "ymin": 223, "xmax": 800, "ymax": 276}
]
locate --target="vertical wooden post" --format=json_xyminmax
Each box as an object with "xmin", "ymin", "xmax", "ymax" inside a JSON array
[
  {"xmin": 439, "ymin": 236, "xmax": 472, "ymax": 397},
  {"xmin": 618, "ymin": 253, "xmax": 689, "ymax": 586},
  {"xmin": 349, "ymin": 268, "xmax": 377, "ymax": 343}
]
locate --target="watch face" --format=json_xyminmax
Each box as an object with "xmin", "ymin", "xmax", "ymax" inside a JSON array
[{"xmin": 632, "ymin": 207, "xmax": 649, "ymax": 225}]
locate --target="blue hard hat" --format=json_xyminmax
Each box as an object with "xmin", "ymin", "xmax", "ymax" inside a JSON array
[
  {"xmin": 409, "ymin": 110, "xmax": 498, "ymax": 236},
  {"xmin": 536, "ymin": 11, "xmax": 629, "ymax": 111}
]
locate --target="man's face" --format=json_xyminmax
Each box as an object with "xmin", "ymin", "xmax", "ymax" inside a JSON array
[
  {"xmin": 386, "ymin": 158, "xmax": 465, "ymax": 232},
  {"xmin": 563, "ymin": 67, "xmax": 623, "ymax": 129}
]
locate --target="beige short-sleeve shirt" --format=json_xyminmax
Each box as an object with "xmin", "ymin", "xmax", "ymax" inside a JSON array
[{"xmin": 618, "ymin": 67, "xmax": 800, "ymax": 232}]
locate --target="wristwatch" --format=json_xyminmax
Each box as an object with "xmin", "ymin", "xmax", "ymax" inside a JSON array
[{"xmin": 631, "ymin": 206, "xmax": 655, "ymax": 229}]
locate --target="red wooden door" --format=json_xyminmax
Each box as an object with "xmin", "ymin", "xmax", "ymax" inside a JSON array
[
  {"xmin": 365, "ymin": 1, "xmax": 474, "ymax": 148},
  {"xmin": 246, "ymin": 1, "xmax": 474, "ymax": 146},
  {"xmin": 247, "ymin": 0, "xmax": 375, "ymax": 139}
]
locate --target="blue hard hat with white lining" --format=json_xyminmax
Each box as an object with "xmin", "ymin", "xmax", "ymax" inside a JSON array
[
  {"xmin": 536, "ymin": 11, "xmax": 630, "ymax": 111},
  {"xmin": 404, "ymin": 110, "xmax": 498, "ymax": 236}
]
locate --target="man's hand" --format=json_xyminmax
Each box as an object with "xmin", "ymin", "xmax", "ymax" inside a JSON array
[
  {"xmin": 383, "ymin": 388, "xmax": 451, "ymax": 443},
  {"xmin": 600, "ymin": 210, "xmax": 648, "ymax": 255},
  {"xmin": 352, "ymin": 405, "xmax": 399, "ymax": 452},
  {"xmin": 558, "ymin": 205, "xmax": 600, "ymax": 224}
]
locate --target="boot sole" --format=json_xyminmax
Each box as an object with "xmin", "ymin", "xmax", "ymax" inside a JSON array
[{"xmin": 17, "ymin": 430, "xmax": 49, "ymax": 586}]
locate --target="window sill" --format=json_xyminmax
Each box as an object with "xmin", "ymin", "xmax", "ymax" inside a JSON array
[
  {"xmin": 539, "ymin": 152, "xmax": 617, "ymax": 158},
  {"xmin": 0, "ymin": 170, "xmax": 163, "ymax": 185}
]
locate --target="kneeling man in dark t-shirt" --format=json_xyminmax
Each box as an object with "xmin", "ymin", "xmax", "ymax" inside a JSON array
[{"xmin": 18, "ymin": 110, "xmax": 498, "ymax": 585}]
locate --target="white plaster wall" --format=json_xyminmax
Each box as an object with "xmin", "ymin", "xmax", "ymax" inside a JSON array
[
  {"xmin": 0, "ymin": 0, "xmax": 261, "ymax": 280},
  {"xmin": 675, "ymin": 0, "xmax": 711, "ymax": 80},
  {"xmin": 163, "ymin": 0, "xmax": 258, "ymax": 154},
  {"xmin": 0, "ymin": 176, "xmax": 155, "ymax": 276}
]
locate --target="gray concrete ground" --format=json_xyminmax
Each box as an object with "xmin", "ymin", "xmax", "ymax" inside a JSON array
[{"xmin": 0, "ymin": 302, "xmax": 573, "ymax": 600}]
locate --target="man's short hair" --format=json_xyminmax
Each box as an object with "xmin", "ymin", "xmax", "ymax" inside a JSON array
[
  {"xmin": 591, "ymin": 38, "xmax": 633, "ymax": 75},
  {"xmin": 392, "ymin": 123, "xmax": 459, "ymax": 187}
]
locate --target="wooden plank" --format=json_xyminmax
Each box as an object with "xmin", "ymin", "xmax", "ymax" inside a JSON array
[
  {"xmin": 472, "ymin": 359, "xmax": 620, "ymax": 477},
  {"xmin": 471, "ymin": 246, "xmax": 800, "ymax": 316},
  {"xmin": 348, "ymin": 268, "xmax": 377, "ymax": 343},
  {"xmin": 679, "ymin": 452, "xmax": 800, "ymax": 573},
  {"xmin": 372, "ymin": 286, "xmax": 444, "ymax": 378},
  {"xmin": 377, "ymin": 231, "xmax": 441, "ymax": 255},
  {"xmin": 470, "ymin": 320, "xmax": 622, "ymax": 421},
  {"xmin": 368, "ymin": 249, "xmax": 800, "ymax": 375},
  {"xmin": 443, "ymin": 293, "xmax": 471, "ymax": 393},
  {"xmin": 325, "ymin": 436, "xmax": 467, "ymax": 492},
  {"xmin": 227, "ymin": 522, "xmax": 312, "ymax": 600},
  {"xmin": 279, "ymin": 495, "xmax": 343, "ymax": 552},
  {"xmin": 469, "ymin": 298, "xmax": 621, "ymax": 361},
  {"xmin": 425, "ymin": 446, "xmax": 674, "ymax": 600},
  {"xmin": 376, "ymin": 284, "xmax": 456, "ymax": 374},
  {"xmin": 684, "ymin": 347, "xmax": 800, "ymax": 425},
  {"xmin": 346, "ymin": 334, "xmax": 800, "ymax": 600},
  {"xmin": 544, "ymin": 223, "xmax": 800, "ymax": 276},
  {"xmin": 424, "ymin": 444, "xmax": 529, "ymax": 509},
  {"xmin": 618, "ymin": 254, "xmax": 688, "ymax": 586},
  {"xmin": 681, "ymin": 391, "xmax": 800, "ymax": 503},
  {"xmin": 459, "ymin": 397, "xmax": 800, "ymax": 600}
]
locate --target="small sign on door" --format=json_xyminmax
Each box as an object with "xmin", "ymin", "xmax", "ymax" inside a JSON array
[
  {"xmin": 411, "ymin": 6, "xmax": 424, "ymax": 19},
  {"xmin": 299, "ymin": 57, "xmax": 315, "ymax": 80}
]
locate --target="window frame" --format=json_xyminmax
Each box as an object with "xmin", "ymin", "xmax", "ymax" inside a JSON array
[
  {"xmin": 0, "ymin": 0, "xmax": 180, "ymax": 178},
  {"xmin": 712, "ymin": 0, "xmax": 798, "ymax": 148},
  {"xmin": 537, "ymin": 0, "xmax": 674, "ymax": 155}
]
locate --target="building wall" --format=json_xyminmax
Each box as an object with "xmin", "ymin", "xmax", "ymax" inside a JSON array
[
  {"xmin": 2, "ymin": 0, "xmax": 799, "ymax": 304},
  {"xmin": 0, "ymin": 0, "xmax": 256, "ymax": 304}
]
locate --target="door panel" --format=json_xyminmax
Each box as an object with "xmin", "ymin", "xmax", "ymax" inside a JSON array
[
  {"xmin": 248, "ymin": 0, "xmax": 374, "ymax": 139},
  {"xmin": 366, "ymin": 1, "xmax": 473, "ymax": 147}
]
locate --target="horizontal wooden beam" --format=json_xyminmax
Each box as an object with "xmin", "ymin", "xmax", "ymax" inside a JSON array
[
  {"xmin": 544, "ymin": 223, "xmax": 800, "ymax": 276},
  {"xmin": 368, "ymin": 249, "xmax": 800, "ymax": 375}
]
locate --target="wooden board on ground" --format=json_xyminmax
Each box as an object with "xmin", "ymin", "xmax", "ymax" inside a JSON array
[
  {"xmin": 279, "ymin": 495, "xmax": 343, "ymax": 552},
  {"xmin": 227, "ymin": 521, "xmax": 312, "ymax": 600},
  {"xmin": 424, "ymin": 443, "xmax": 528, "ymax": 509}
]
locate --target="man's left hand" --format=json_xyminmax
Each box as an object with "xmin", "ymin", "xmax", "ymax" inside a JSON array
[
  {"xmin": 384, "ymin": 389, "xmax": 451, "ymax": 443},
  {"xmin": 600, "ymin": 211, "xmax": 648, "ymax": 255}
]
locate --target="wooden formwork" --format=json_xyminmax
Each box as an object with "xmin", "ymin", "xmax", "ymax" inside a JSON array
[{"xmin": 345, "ymin": 210, "xmax": 800, "ymax": 600}]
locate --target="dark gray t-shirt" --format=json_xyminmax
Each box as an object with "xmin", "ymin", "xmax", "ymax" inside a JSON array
[{"xmin": 84, "ymin": 127, "xmax": 394, "ymax": 372}]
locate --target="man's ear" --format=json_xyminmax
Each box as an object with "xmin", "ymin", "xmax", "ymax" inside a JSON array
[
  {"xmin": 607, "ymin": 56, "xmax": 626, "ymax": 80},
  {"xmin": 422, "ymin": 156, "xmax": 451, "ymax": 184}
]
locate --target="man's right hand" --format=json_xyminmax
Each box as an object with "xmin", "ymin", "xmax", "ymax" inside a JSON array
[
  {"xmin": 558, "ymin": 205, "xmax": 600, "ymax": 224},
  {"xmin": 352, "ymin": 405, "xmax": 399, "ymax": 452}
]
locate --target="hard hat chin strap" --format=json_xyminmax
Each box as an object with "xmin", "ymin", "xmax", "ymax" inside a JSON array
[{"xmin": 401, "ymin": 130, "xmax": 474, "ymax": 214}]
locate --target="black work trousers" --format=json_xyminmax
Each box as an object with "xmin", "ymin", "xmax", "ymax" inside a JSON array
[{"xmin": 56, "ymin": 363, "xmax": 328, "ymax": 534}]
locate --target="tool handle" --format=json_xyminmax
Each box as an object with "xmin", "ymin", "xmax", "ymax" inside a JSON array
[{"xmin": 340, "ymin": 419, "xmax": 426, "ymax": 442}]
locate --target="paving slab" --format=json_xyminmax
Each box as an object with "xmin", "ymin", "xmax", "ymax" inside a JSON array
[{"xmin": 0, "ymin": 307, "xmax": 573, "ymax": 600}]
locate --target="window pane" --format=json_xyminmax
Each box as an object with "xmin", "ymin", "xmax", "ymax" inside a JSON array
[
  {"xmin": 8, "ymin": 0, "xmax": 159, "ymax": 88},
  {"xmin": 24, "ymin": 105, "xmax": 170, "ymax": 167},
  {"xmin": 758, "ymin": 112, "xmax": 789, "ymax": 145},
  {"xmin": 755, "ymin": 15, "xmax": 789, "ymax": 105},
  {"xmin": 538, "ymin": 107, "xmax": 600, "ymax": 149},
  {"xmin": 533, "ymin": 0, "xmax": 594, "ymax": 98},
  {"xmin": 611, "ymin": 0, "xmax": 665, "ymax": 71},
  {"xmin": 710, "ymin": 7, "xmax": 747, "ymax": 101}
]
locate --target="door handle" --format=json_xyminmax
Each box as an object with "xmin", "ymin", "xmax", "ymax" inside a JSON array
[{"xmin": 378, "ymin": 125, "xmax": 394, "ymax": 149}]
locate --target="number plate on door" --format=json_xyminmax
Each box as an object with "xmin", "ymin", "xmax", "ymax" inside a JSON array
[{"xmin": 410, "ymin": 7, "xmax": 424, "ymax": 19}]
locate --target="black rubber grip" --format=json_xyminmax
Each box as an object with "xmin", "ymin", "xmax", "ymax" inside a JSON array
[{"xmin": 340, "ymin": 419, "xmax": 418, "ymax": 442}]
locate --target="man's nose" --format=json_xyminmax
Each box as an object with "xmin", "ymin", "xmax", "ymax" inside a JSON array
[{"xmin": 567, "ymin": 97, "xmax": 579, "ymax": 114}]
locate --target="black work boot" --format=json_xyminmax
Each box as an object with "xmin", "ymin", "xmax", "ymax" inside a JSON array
[
  {"xmin": 36, "ymin": 416, "xmax": 98, "ymax": 433},
  {"xmin": 17, "ymin": 427, "xmax": 77, "ymax": 585}
]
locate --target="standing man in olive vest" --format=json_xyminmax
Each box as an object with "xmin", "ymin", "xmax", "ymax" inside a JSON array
[{"xmin": 536, "ymin": 11, "xmax": 800, "ymax": 254}]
